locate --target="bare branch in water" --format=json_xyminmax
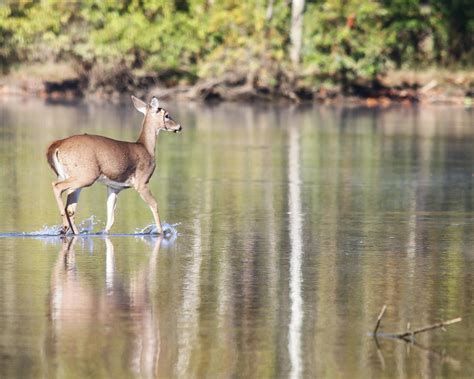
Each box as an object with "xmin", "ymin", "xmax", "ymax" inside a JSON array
[
  {"xmin": 371, "ymin": 307, "xmax": 462, "ymax": 369},
  {"xmin": 373, "ymin": 305, "xmax": 387, "ymax": 335},
  {"xmin": 372, "ymin": 307, "xmax": 461, "ymax": 341},
  {"xmin": 390, "ymin": 317, "xmax": 462, "ymax": 340}
]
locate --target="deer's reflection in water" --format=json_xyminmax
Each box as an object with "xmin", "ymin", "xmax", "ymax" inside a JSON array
[{"xmin": 47, "ymin": 236, "xmax": 162, "ymax": 378}]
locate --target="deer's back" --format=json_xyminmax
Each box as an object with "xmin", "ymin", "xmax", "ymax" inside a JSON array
[{"xmin": 47, "ymin": 134, "xmax": 153, "ymax": 183}]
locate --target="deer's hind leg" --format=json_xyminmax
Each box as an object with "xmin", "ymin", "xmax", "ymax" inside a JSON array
[
  {"xmin": 52, "ymin": 178, "xmax": 75, "ymax": 234},
  {"xmin": 53, "ymin": 176, "xmax": 97, "ymax": 235},
  {"xmin": 65, "ymin": 189, "xmax": 82, "ymax": 235}
]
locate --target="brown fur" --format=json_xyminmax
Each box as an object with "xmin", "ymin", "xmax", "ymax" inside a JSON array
[{"xmin": 48, "ymin": 134, "xmax": 155, "ymax": 185}]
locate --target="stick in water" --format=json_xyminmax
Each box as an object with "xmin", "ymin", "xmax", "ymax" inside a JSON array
[
  {"xmin": 391, "ymin": 317, "xmax": 462, "ymax": 340},
  {"xmin": 373, "ymin": 305, "xmax": 387, "ymax": 335},
  {"xmin": 372, "ymin": 306, "xmax": 462, "ymax": 341}
]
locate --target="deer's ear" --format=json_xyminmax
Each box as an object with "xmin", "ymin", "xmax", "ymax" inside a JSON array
[
  {"xmin": 131, "ymin": 95, "xmax": 147, "ymax": 114},
  {"xmin": 150, "ymin": 96, "xmax": 160, "ymax": 111}
]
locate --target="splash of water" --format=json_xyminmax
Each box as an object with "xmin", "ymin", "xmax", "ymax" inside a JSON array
[
  {"xmin": 27, "ymin": 224, "xmax": 62, "ymax": 236},
  {"xmin": 77, "ymin": 216, "xmax": 101, "ymax": 234},
  {"xmin": 1, "ymin": 217, "xmax": 179, "ymax": 240},
  {"xmin": 160, "ymin": 222, "xmax": 180, "ymax": 246},
  {"xmin": 24, "ymin": 216, "xmax": 101, "ymax": 236},
  {"xmin": 137, "ymin": 222, "xmax": 180, "ymax": 239}
]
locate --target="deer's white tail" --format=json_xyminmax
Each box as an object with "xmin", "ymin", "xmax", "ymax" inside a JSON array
[{"xmin": 46, "ymin": 142, "xmax": 68, "ymax": 180}]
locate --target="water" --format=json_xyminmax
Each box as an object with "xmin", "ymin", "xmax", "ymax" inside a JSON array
[{"xmin": 0, "ymin": 99, "xmax": 473, "ymax": 378}]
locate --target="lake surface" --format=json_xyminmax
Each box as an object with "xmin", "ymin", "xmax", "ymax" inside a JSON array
[{"xmin": 0, "ymin": 99, "xmax": 473, "ymax": 378}]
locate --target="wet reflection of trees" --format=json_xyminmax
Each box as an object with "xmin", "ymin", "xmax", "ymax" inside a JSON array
[
  {"xmin": 1, "ymin": 102, "xmax": 474, "ymax": 378},
  {"xmin": 288, "ymin": 117, "xmax": 303, "ymax": 379},
  {"xmin": 296, "ymin": 105, "xmax": 473, "ymax": 377}
]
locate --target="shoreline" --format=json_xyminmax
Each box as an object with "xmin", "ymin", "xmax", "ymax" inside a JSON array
[{"xmin": 0, "ymin": 73, "xmax": 472, "ymax": 107}]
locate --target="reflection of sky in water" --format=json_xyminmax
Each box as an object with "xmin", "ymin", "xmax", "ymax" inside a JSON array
[{"xmin": 0, "ymin": 100, "xmax": 473, "ymax": 378}]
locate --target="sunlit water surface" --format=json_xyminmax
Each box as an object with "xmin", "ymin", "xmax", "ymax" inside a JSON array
[{"xmin": 0, "ymin": 99, "xmax": 473, "ymax": 378}]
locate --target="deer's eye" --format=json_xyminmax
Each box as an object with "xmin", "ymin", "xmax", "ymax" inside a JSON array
[{"xmin": 165, "ymin": 114, "xmax": 170, "ymax": 120}]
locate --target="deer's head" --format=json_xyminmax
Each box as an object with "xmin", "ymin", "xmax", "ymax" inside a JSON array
[{"xmin": 131, "ymin": 95, "xmax": 182, "ymax": 133}]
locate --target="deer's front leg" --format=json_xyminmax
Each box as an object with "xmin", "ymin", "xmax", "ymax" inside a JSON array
[
  {"xmin": 104, "ymin": 187, "xmax": 121, "ymax": 233},
  {"xmin": 135, "ymin": 184, "xmax": 162, "ymax": 234}
]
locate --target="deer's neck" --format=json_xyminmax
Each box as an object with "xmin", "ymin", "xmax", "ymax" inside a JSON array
[{"xmin": 136, "ymin": 116, "xmax": 157, "ymax": 157}]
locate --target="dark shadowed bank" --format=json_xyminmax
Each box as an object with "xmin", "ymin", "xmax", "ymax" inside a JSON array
[
  {"xmin": 1, "ymin": 68, "xmax": 472, "ymax": 106},
  {"xmin": 0, "ymin": 1, "xmax": 473, "ymax": 106}
]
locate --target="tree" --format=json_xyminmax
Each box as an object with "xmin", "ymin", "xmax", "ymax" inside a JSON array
[{"xmin": 290, "ymin": 0, "xmax": 305, "ymax": 66}]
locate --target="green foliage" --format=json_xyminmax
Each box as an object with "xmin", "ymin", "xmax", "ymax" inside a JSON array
[
  {"xmin": 303, "ymin": 0, "xmax": 389, "ymax": 84},
  {"xmin": 0, "ymin": 0, "xmax": 472, "ymax": 89},
  {"xmin": 430, "ymin": 0, "xmax": 474, "ymax": 65},
  {"xmin": 381, "ymin": 0, "xmax": 433, "ymax": 67}
]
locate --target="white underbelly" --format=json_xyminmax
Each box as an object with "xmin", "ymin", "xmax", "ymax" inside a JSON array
[{"xmin": 97, "ymin": 175, "xmax": 133, "ymax": 189}]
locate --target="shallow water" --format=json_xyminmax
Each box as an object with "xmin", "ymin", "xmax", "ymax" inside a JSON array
[{"xmin": 0, "ymin": 99, "xmax": 473, "ymax": 378}]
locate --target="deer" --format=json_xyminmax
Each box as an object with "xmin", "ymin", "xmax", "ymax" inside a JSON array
[{"xmin": 46, "ymin": 96, "xmax": 182, "ymax": 235}]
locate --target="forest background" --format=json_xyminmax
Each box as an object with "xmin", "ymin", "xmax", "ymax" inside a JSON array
[{"xmin": 0, "ymin": 0, "xmax": 473, "ymax": 103}]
